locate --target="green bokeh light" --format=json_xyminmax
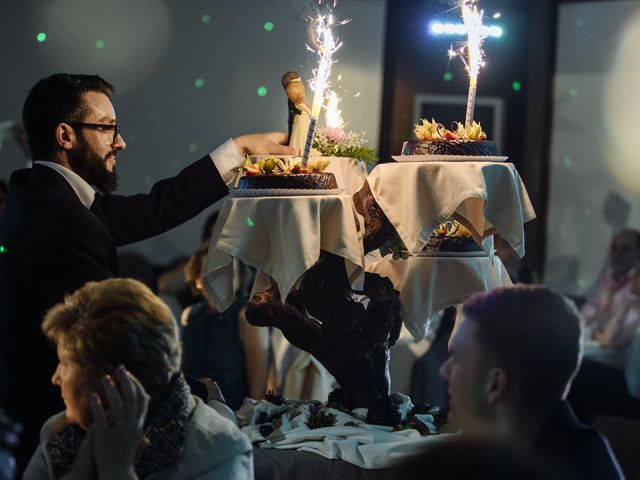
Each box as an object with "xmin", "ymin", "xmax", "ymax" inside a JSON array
[
  {"xmin": 195, "ymin": 78, "xmax": 205, "ymax": 88},
  {"xmin": 257, "ymin": 86, "xmax": 268, "ymax": 97},
  {"xmin": 512, "ymin": 81, "xmax": 522, "ymax": 92},
  {"xmin": 563, "ymin": 156, "xmax": 573, "ymax": 168},
  {"xmin": 188, "ymin": 142, "xmax": 198, "ymax": 153},
  {"xmin": 202, "ymin": 14, "xmax": 211, "ymax": 23},
  {"xmin": 569, "ymin": 88, "xmax": 578, "ymax": 97},
  {"xmin": 36, "ymin": 32, "xmax": 47, "ymax": 42},
  {"xmin": 246, "ymin": 217, "xmax": 255, "ymax": 227},
  {"xmin": 264, "ymin": 22, "xmax": 274, "ymax": 31},
  {"xmin": 0, "ymin": 245, "xmax": 7, "ymax": 253},
  {"xmin": 443, "ymin": 72, "xmax": 453, "ymax": 82},
  {"xmin": 95, "ymin": 40, "xmax": 105, "ymax": 49}
]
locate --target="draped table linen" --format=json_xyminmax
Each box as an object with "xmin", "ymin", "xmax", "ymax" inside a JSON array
[
  {"xmin": 367, "ymin": 255, "xmax": 513, "ymax": 341},
  {"xmin": 202, "ymin": 194, "xmax": 364, "ymax": 312},
  {"xmin": 366, "ymin": 161, "xmax": 536, "ymax": 257}
]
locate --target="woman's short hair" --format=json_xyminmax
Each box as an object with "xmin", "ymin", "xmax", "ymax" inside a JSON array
[{"xmin": 42, "ymin": 278, "xmax": 181, "ymax": 396}]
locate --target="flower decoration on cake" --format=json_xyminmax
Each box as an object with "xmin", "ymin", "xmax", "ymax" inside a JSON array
[
  {"xmin": 414, "ymin": 118, "xmax": 487, "ymax": 142},
  {"xmin": 312, "ymin": 126, "xmax": 378, "ymax": 163},
  {"xmin": 238, "ymin": 156, "xmax": 331, "ymax": 176}
]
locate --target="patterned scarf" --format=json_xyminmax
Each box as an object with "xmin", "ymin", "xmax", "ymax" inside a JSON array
[{"xmin": 48, "ymin": 372, "xmax": 192, "ymax": 478}]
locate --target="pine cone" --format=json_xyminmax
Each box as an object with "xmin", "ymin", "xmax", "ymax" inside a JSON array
[
  {"xmin": 305, "ymin": 405, "xmax": 337, "ymax": 430},
  {"xmin": 264, "ymin": 389, "xmax": 286, "ymax": 405}
]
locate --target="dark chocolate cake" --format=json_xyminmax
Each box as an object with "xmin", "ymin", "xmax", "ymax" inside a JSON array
[
  {"xmin": 401, "ymin": 139, "xmax": 498, "ymax": 156},
  {"xmin": 423, "ymin": 235, "xmax": 483, "ymax": 254},
  {"xmin": 237, "ymin": 172, "xmax": 337, "ymax": 190},
  {"xmin": 420, "ymin": 220, "xmax": 486, "ymax": 255}
]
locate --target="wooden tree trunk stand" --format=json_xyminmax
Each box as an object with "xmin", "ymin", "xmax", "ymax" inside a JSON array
[{"xmin": 245, "ymin": 183, "xmax": 405, "ymax": 425}]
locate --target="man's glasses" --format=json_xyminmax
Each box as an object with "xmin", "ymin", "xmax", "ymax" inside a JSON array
[{"xmin": 68, "ymin": 122, "xmax": 121, "ymax": 145}]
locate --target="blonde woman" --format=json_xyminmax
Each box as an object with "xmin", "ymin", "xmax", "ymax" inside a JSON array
[{"xmin": 24, "ymin": 278, "xmax": 253, "ymax": 480}]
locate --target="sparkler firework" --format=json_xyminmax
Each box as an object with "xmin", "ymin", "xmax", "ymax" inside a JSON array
[
  {"xmin": 447, "ymin": 1, "xmax": 488, "ymax": 128},
  {"xmin": 301, "ymin": 8, "xmax": 347, "ymax": 163}
]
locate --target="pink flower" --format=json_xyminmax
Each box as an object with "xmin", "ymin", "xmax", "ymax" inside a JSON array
[{"xmin": 325, "ymin": 127, "xmax": 345, "ymax": 143}]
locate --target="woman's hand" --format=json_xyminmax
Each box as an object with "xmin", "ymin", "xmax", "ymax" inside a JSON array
[{"xmin": 89, "ymin": 365, "xmax": 149, "ymax": 480}]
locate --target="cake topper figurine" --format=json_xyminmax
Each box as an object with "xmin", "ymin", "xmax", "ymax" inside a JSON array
[{"xmin": 282, "ymin": 71, "xmax": 311, "ymax": 155}]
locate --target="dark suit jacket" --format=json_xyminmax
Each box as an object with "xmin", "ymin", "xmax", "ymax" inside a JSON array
[
  {"xmin": 532, "ymin": 401, "xmax": 624, "ymax": 479},
  {"xmin": 0, "ymin": 157, "xmax": 229, "ymax": 464}
]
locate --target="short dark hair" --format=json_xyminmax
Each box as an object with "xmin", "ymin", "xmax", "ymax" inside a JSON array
[
  {"xmin": 22, "ymin": 73, "xmax": 114, "ymax": 159},
  {"xmin": 463, "ymin": 285, "xmax": 583, "ymax": 413}
]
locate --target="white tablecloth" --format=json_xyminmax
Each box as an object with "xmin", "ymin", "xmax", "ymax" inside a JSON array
[
  {"xmin": 238, "ymin": 395, "xmax": 456, "ymax": 469},
  {"xmin": 367, "ymin": 255, "xmax": 513, "ymax": 341},
  {"xmin": 366, "ymin": 162, "xmax": 536, "ymax": 256},
  {"xmin": 320, "ymin": 156, "xmax": 368, "ymax": 195},
  {"xmin": 202, "ymin": 194, "xmax": 364, "ymax": 312}
]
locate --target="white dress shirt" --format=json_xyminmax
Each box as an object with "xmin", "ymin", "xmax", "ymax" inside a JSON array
[{"xmin": 34, "ymin": 138, "xmax": 245, "ymax": 208}]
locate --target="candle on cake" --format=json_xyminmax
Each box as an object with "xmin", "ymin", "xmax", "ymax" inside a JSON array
[{"xmin": 448, "ymin": 0, "xmax": 488, "ymax": 128}]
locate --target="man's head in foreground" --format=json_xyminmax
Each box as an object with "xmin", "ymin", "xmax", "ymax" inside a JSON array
[{"xmin": 441, "ymin": 285, "xmax": 583, "ymax": 437}]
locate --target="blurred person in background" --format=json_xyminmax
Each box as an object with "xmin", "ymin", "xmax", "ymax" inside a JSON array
[
  {"xmin": 569, "ymin": 260, "xmax": 640, "ymax": 423},
  {"xmin": 581, "ymin": 229, "xmax": 640, "ymax": 336},
  {"xmin": 181, "ymin": 240, "xmax": 266, "ymax": 409}
]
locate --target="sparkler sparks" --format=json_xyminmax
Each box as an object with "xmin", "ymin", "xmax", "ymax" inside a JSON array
[
  {"xmin": 445, "ymin": 1, "xmax": 490, "ymax": 127},
  {"xmin": 325, "ymin": 90, "xmax": 344, "ymax": 129},
  {"xmin": 302, "ymin": 7, "xmax": 349, "ymax": 163}
]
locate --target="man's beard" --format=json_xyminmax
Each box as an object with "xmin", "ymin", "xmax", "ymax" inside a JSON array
[{"xmin": 69, "ymin": 137, "xmax": 118, "ymax": 192}]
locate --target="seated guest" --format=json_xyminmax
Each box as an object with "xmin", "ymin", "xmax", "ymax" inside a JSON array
[
  {"xmin": 440, "ymin": 285, "xmax": 623, "ymax": 479},
  {"xmin": 569, "ymin": 262, "xmax": 640, "ymax": 422},
  {"xmin": 581, "ymin": 229, "xmax": 640, "ymax": 336},
  {"xmin": 25, "ymin": 278, "xmax": 253, "ymax": 479},
  {"xmin": 592, "ymin": 259, "xmax": 640, "ymax": 350},
  {"xmin": 181, "ymin": 241, "xmax": 256, "ymax": 409}
]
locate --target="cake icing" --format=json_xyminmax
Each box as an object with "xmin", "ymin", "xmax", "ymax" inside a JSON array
[
  {"xmin": 236, "ymin": 157, "xmax": 337, "ymax": 190},
  {"xmin": 423, "ymin": 221, "xmax": 484, "ymax": 255},
  {"xmin": 401, "ymin": 119, "xmax": 498, "ymax": 157}
]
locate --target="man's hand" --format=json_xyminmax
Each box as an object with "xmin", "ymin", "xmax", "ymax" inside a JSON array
[{"xmin": 233, "ymin": 132, "xmax": 297, "ymax": 156}]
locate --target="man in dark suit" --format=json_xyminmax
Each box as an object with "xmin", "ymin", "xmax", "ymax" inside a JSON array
[
  {"xmin": 0, "ymin": 73, "xmax": 295, "ymax": 468},
  {"xmin": 440, "ymin": 285, "xmax": 623, "ymax": 479}
]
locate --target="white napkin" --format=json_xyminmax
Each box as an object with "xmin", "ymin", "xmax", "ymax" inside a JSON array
[
  {"xmin": 367, "ymin": 255, "xmax": 512, "ymax": 341},
  {"xmin": 320, "ymin": 156, "xmax": 368, "ymax": 195},
  {"xmin": 238, "ymin": 397, "xmax": 455, "ymax": 469},
  {"xmin": 203, "ymin": 195, "xmax": 364, "ymax": 312},
  {"xmin": 366, "ymin": 162, "xmax": 536, "ymax": 257}
]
